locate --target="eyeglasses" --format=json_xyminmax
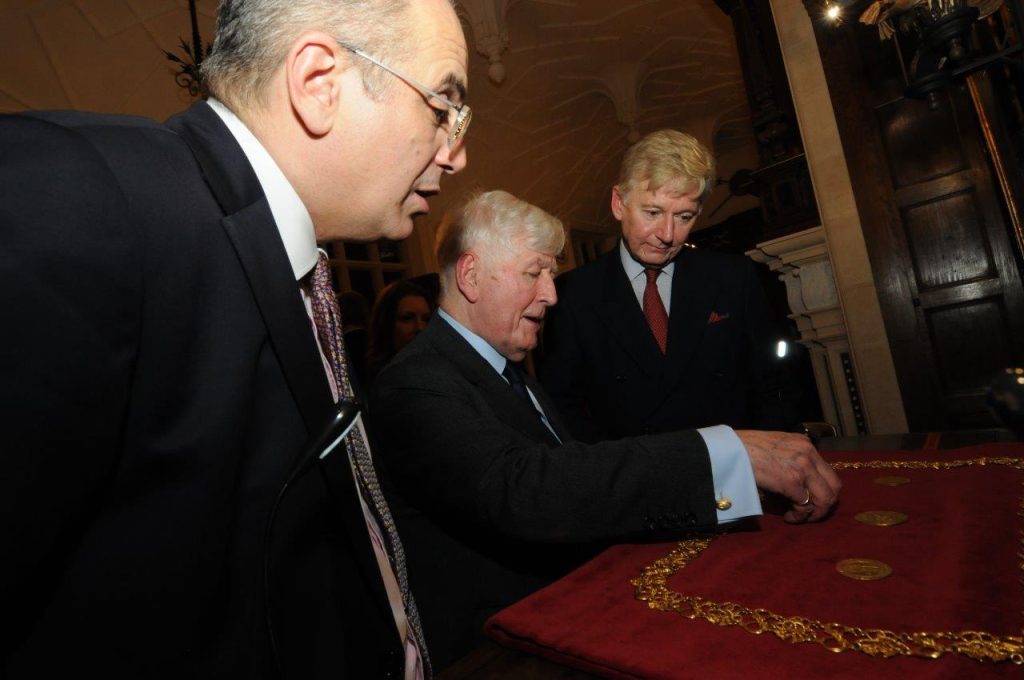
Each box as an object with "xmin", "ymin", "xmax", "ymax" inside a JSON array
[{"xmin": 339, "ymin": 43, "xmax": 471, "ymax": 150}]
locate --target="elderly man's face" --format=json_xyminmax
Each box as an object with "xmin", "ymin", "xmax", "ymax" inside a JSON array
[
  {"xmin": 612, "ymin": 180, "xmax": 701, "ymax": 268},
  {"xmin": 316, "ymin": 0, "xmax": 469, "ymax": 241},
  {"xmin": 473, "ymin": 239, "xmax": 558, "ymax": 361}
]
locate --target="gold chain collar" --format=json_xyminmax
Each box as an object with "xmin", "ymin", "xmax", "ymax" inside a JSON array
[{"xmin": 631, "ymin": 457, "xmax": 1024, "ymax": 665}]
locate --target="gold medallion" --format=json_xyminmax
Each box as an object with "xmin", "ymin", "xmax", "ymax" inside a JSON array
[
  {"xmin": 836, "ymin": 558, "xmax": 893, "ymax": 581},
  {"xmin": 874, "ymin": 475, "xmax": 911, "ymax": 486},
  {"xmin": 854, "ymin": 510, "xmax": 908, "ymax": 527}
]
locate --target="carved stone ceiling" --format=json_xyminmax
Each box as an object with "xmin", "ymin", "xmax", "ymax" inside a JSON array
[
  {"xmin": 443, "ymin": 0, "xmax": 760, "ymax": 235},
  {"xmin": 0, "ymin": 0, "xmax": 759, "ymax": 239}
]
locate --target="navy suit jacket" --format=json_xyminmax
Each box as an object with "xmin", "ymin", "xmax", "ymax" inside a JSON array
[
  {"xmin": 0, "ymin": 103, "xmax": 405, "ymax": 679},
  {"xmin": 539, "ymin": 246, "xmax": 795, "ymax": 443},
  {"xmin": 371, "ymin": 315, "xmax": 718, "ymax": 670}
]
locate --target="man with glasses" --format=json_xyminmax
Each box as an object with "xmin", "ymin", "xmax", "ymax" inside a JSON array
[{"xmin": 0, "ymin": 1, "xmax": 467, "ymax": 678}]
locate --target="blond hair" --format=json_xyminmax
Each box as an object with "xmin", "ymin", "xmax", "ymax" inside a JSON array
[{"xmin": 616, "ymin": 129, "xmax": 716, "ymax": 202}]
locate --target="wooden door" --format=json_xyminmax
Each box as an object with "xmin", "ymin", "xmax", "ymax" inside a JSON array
[{"xmin": 814, "ymin": 12, "xmax": 1024, "ymax": 430}]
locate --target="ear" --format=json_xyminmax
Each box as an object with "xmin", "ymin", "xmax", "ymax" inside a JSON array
[
  {"xmin": 455, "ymin": 251, "xmax": 481, "ymax": 304},
  {"xmin": 285, "ymin": 32, "xmax": 346, "ymax": 137},
  {"xmin": 611, "ymin": 185, "xmax": 626, "ymax": 220}
]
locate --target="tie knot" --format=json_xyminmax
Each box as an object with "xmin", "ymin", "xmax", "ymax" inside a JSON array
[
  {"xmin": 502, "ymin": 362, "xmax": 524, "ymax": 387},
  {"xmin": 645, "ymin": 268, "xmax": 660, "ymax": 285},
  {"xmin": 308, "ymin": 252, "xmax": 332, "ymax": 291}
]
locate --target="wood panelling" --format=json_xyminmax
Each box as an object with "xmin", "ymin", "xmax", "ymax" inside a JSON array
[
  {"xmin": 901, "ymin": 189, "xmax": 996, "ymax": 290},
  {"xmin": 877, "ymin": 96, "xmax": 969, "ymax": 188},
  {"xmin": 812, "ymin": 8, "xmax": 1024, "ymax": 430},
  {"xmin": 926, "ymin": 296, "xmax": 1015, "ymax": 427}
]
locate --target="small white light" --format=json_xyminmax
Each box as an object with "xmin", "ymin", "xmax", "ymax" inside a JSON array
[
  {"xmin": 825, "ymin": 4, "xmax": 841, "ymax": 21},
  {"xmin": 776, "ymin": 340, "xmax": 788, "ymax": 358}
]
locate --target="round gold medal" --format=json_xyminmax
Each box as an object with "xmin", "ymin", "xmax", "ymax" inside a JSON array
[
  {"xmin": 836, "ymin": 558, "xmax": 893, "ymax": 581},
  {"xmin": 854, "ymin": 510, "xmax": 908, "ymax": 527}
]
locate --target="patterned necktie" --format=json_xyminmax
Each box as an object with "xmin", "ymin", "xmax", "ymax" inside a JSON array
[
  {"xmin": 307, "ymin": 253, "xmax": 431, "ymax": 675},
  {"xmin": 643, "ymin": 268, "xmax": 669, "ymax": 353}
]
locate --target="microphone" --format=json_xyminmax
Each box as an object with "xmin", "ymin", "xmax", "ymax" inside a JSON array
[
  {"xmin": 264, "ymin": 399, "xmax": 362, "ymax": 672},
  {"xmin": 285, "ymin": 399, "xmax": 361, "ymax": 486}
]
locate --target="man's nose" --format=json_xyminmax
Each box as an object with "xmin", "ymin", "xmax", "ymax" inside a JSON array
[
  {"xmin": 437, "ymin": 139, "xmax": 468, "ymax": 174},
  {"xmin": 538, "ymin": 272, "xmax": 557, "ymax": 306},
  {"xmin": 655, "ymin": 215, "xmax": 674, "ymax": 243}
]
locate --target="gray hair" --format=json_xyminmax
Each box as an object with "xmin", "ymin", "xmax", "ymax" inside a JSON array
[
  {"xmin": 617, "ymin": 129, "xmax": 716, "ymax": 203},
  {"xmin": 436, "ymin": 190, "xmax": 565, "ymax": 289},
  {"xmin": 202, "ymin": 0, "xmax": 418, "ymax": 112}
]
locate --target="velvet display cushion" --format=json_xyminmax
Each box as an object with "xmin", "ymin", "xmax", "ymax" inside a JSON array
[{"xmin": 484, "ymin": 444, "xmax": 1024, "ymax": 679}]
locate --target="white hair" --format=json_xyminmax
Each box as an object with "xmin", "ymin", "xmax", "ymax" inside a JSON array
[
  {"xmin": 435, "ymin": 190, "xmax": 565, "ymax": 293},
  {"xmin": 202, "ymin": 0, "xmax": 420, "ymax": 111}
]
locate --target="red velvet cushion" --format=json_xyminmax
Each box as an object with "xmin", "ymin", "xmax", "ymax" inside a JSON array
[{"xmin": 485, "ymin": 444, "xmax": 1024, "ymax": 679}]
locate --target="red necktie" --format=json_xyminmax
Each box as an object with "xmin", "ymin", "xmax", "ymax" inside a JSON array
[{"xmin": 643, "ymin": 268, "xmax": 668, "ymax": 353}]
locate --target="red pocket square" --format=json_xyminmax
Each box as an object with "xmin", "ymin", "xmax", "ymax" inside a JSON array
[{"xmin": 708, "ymin": 311, "xmax": 730, "ymax": 324}]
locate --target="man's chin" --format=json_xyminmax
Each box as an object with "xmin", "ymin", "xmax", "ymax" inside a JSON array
[
  {"xmin": 640, "ymin": 252, "xmax": 679, "ymax": 267},
  {"xmin": 383, "ymin": 215, "xmax": 417, "ymax": 241}
]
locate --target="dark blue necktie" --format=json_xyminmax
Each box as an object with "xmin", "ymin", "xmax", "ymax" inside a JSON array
[
  {"xmin": 502, "ymin": 363, "xmax": 548, "ymax": 424},
  {"xmin": 502, "ymin": 362, "xmax": 562, "ymax": 444},
  {"xmin": 502, "ymin": 362, "xmax": 531, "ymax": 402}
]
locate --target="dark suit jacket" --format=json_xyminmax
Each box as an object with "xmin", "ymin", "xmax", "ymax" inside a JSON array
[
  {"xmin": 0, "ymin": 104, "xmax": 405, "ymax": 679},
  {"xmin": 539, "ymin": 246, "xmax": 795, "ymax": 443},
  {"xmin": 370, "ymin": 315, "xmax": 718, "ymax": 670}
]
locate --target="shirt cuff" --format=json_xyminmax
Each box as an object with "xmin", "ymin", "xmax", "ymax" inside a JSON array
[{"xmin": 698, "ymin": 425, "xmax": 763, "ymax": 523}]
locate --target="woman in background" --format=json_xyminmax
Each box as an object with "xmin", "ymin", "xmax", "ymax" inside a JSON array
[{"xmin": 366, "ymin": 280, "xmax": 435, "ymax": 383}]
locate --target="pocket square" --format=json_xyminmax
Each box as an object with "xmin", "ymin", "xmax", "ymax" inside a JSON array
[{"xmin": 707, "ymin": 311, "xmax": 730, "ymax": 324}]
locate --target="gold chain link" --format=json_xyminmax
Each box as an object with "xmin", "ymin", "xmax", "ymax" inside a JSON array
[
  {"xmin": 631, "ymin": 457, "xmax": 1024, "ymax": 665},
  {"xmin": 830, "ymin": 456, "xmax": 1024, "ymax": 471}
]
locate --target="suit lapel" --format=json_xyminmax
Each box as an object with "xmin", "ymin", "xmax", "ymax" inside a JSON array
[
  {"xmin": 592, "ymin": 251, "xmax": 664, "ymax": 377},
  {"xmin": 168, "ymin": 104, "xmax": 396, "ymax": 624},
  {"xmin": 664, "ymin": 249, "xmax": 717, "ymax": 389},
  {"xmin": 426, "ymin": 318, "xmax": 561, "ymax": 446},
  {"xmin": 221, "ymin": 203, "xmax": 335, "ymax": 431},
  {"xmin": 523, "ymin": 372, "xmax": 573, "ymax": 443},
  {"xmin": 168, "ymin": 102, "xmax": 333, "ymax": 437}
]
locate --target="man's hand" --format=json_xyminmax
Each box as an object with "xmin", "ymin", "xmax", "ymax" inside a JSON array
[{"xmin": 735, "ymin": 430, "xmax": 841, "ymax": 523}]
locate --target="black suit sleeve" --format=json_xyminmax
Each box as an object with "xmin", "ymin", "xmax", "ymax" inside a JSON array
[
  {"xmin": 372, "ymin": 352, "xmax": 718, "ymax": 542},
  {"xmin": 538, "ymin": 275, "xmax": 607, "ymax": 442},
  {"xmin": 0, "ymin": 115, "xmax": 140, "ymax": 648}
]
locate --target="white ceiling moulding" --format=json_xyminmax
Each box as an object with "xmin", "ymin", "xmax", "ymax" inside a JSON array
[{"xmin": 458, "ymin": 0, "xmax": 520, "ymax": 84}]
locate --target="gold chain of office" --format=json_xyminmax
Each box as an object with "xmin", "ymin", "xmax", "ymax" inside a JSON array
[{"xmin": 631, "ymin": 456, "xmax": 1024, "ymax": 665}]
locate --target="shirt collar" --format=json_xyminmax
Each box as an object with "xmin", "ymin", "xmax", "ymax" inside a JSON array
[
  {"xmin": 437, "ymin": 308, "xmax": 508, "ymax": 375},
  {"xmin": 207, "ymin": 98, "xmax": 319, "ymax": 281},
  {"xmin": 619, "ymin": 239, "xmax": 675, "ymax": 281}
]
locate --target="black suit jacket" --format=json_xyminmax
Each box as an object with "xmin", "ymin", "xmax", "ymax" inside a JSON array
[
  {"xmin": 0, "ymin": 104, "xmax": 405, "ymax": 679},
  {"xmin": 370, "ymin": 315, "xmax": 718, "ymax": 670},
  {"xmin": 539, "ymin": 246, "xmax": 795, "ymax": 443}
]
